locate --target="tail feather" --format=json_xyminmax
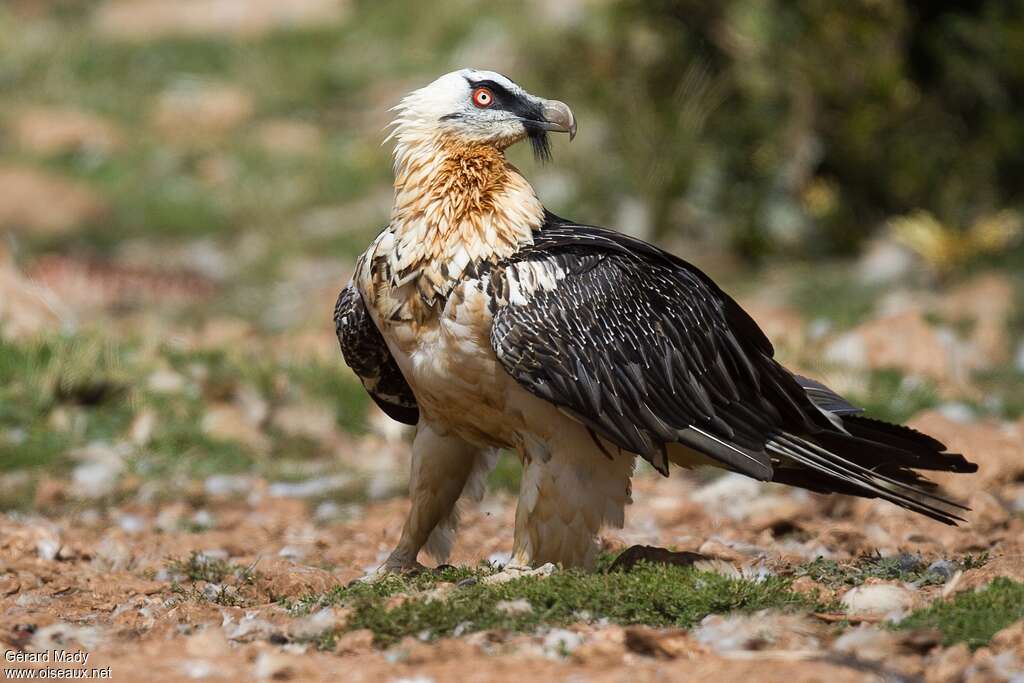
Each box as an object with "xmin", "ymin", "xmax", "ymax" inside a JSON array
[
  {"xmin": 767, "ymin": 427, "xmax": 973, "ymax": 525},
  {"xmin": 841, "ymin": 415, "xmax": 976, "ymax": 472}
]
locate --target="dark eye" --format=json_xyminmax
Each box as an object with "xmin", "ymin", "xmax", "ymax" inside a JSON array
[{"xmin": 472, "ymin": 87, "xmax": 494, "ymax": 108}]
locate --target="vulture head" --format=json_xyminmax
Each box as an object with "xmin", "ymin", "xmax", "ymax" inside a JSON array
[{"xmin": 388, "ymin": 68, "xmax": 576, "ymax": 162}]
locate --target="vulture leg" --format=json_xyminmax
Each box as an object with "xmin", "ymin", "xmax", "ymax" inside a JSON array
[
  {"xmin": 511, "ymin": 423, "xmax": 635, "ymax": 570},
  {"xmin": 379, "ymin": 422, "xmax": 492, "ymax": 574}
]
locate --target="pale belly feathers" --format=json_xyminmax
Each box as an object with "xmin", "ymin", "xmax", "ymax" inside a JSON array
[{"xmin": 359, "ymin": 260, "xmax": 524, "ymax": 448}]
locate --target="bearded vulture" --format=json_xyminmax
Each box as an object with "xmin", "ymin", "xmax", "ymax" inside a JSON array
[{"xmin": 334, "ymin": 69, "xmax": 977, "ymax": 572}]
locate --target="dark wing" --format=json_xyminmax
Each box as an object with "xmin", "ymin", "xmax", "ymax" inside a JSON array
[
  {"xmin": 334, "ymin": 281, "xmax": 418, "ymax": 425},
  {"xmin": 491, "ymin": 215, "xmax": 975, "ymax": 524}
]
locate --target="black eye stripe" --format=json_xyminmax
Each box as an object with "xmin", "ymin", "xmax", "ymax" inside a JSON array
[
  {"xmin": 465, "ymin": 78, "xmax": 517, "ymax": 103},
  {"xmin": 463, "ymin": 77, "xmax": 543, "ymax": 121}
]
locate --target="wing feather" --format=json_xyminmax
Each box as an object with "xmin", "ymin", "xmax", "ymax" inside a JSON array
[
  {"xmin": 334, "ymin": 281, "xmax": 418, "ymax": 425},
  {"xmin": 489, "ymin": 215, "xmax": 975, "ymax": 523}
]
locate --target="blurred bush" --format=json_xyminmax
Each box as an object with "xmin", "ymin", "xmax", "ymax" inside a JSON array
[
  {"xmin": 1, "ymin": 0, "xmax": 1021, "ymax": 266},
  {"xmin": 522, "ymin": 0, "xmax": 1024, "ymax": 260}
]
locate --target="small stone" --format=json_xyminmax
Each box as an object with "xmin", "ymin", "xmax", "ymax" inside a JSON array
[
  {"xmin": 334, "ymin": 629, "xmax": 374, "ymax": 655},
  {"xmin": 989, "ymin": 619, "xmax": 1024, "ymax": 654},
  {"xmin": 254, "ymin": 120, "xmax": 323, "ymax": 157},
  {"xmin": 832, "ymin": 625, "xmax": 905, "ymax": 661},
  {"xmin": 543, "ymin": 628, "xmax": 584, "ymax": 657},
  {"xmin": 253, "ymin": 651, "xmax": 295, "ymax": 680},
  {"xmin": 495, "ymin": 599, "xmax": 533, "ymax": 616},
  {"xmin": 0, "ymin": 575, "xmax": 22, "ymax": 596},
  {"xmin": 483, "ymin": 562, "xmax": 556, "ymax": 585},
  {"xmin": 271, "ymin": 403, "xmax": 337, "ymax": 442},
  {"xmin": 148, "ymin": 368, "xmax": 186, "ymax": 393},
  {"xmin": 288, "ymin": 608, "xmax": 348, "ymax": 640},
  {"xmin": 71, "ymin": 460, "xmax": 123, "ymax": 499},
  {"xmin": 129, "ymin": 409, "xmax": 156, "ymax": 446},
  {"xmin": 622, "ymin": 626, "xmax": 697, "ymax": 660},
  {"xmin": 694, "ymin": 611, "xmax": 824, "ymax": 652},
  {"xmin": 267, "ymin": 475, "xmax": 351, "ymax": 499},
  {"xmin": 203, "ymin": 403, "xmax": 270, "ymax": 453},
  {"xmin": 204, "ymin": 475, "xmax": 253, "ymax": 498},
  {"xmin": 92, "ymin": 536, "xmax": 132, "ymax": 571},
  {"xmin": 69, "ymin": 442, "xmax": 128, "ymax": 499},
  {"xmin": 10, "ymin": 107, "xmax": 123, "ymax": 156},
  {"xmin": 117, "ymin": 514, "xmax": 146, "ymax": 534},
  {"xmin": 153, "ymin": 80, "xmax": 254, "ymax": 142},
  {"xmin": 925, "ymin": 643, "xmax": 971, "ymax": 683},
  {"xmin": 967, "ymin": 490, "xmax": 1011, "ymax": 531},
  {"xmin": 224, "ymin": 612, "xmax": 274, "ymax": 642},
  {"xmin": 841, "ymin": 583, "xmax": 915, "ymax": 618},
  {"xmin": 32, "ymin": 623, "xmax": 103, "ymax": 651},
  {"xmin": 178, "ymin": 660, "xmax": 216, "ymax": 679},
  {"xmin": 926, "ymin": 560, "xmax": 959, "ymax": 581},
  {"xmin": 0, "ymin": 167, "xmax": 108, "ymax": 235},
  {"xmin": 33, "ymin": 528, "xmax": 61, "ymax": 561},
  {"xmin": 691, "ymin": 473, "xmax": 762, "ymax": 517},
  {"xmin": 190, "ymin": 510, "xmax": 215, "ymax": 530},
  {"xmin": 254, "ymin": 558, "xmax": 339, "ymax": 598},
  {"xmin": 277, "ymin": 546, "xmax": 306, "ymax": 561}
]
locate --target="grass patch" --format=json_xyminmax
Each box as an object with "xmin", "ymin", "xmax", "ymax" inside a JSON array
[
  {"xmin": 167, "ymin": 551, "xmax": 257, "ymax": 584},
  {"xmin": 297, "ymin": 564, "xmax": 820, "ymax": 647},
  {"xmin": 846, "ymin": 369, "xmax": 940, "ymax": 423},
  {"xmin": 795, "ymin": 553, "xmax": 987, "ymax": 589},
  {"xmin": 166, "ymin": 551, "xmax": 259, "ymax": 607},
  {"xmin": 287, "ymin": 360, "xmax": 371, "ymax": 435},
  {"xmin": 487, "ymin": 451, "xmax": 522, "ymax": 494},
  {"xmin": 790, "ymin": 269, "xmax": 883, "ymax": 331},
  {"xmin": 897, "ymin": 578, "xmax": 1024, "ymax": 648}
]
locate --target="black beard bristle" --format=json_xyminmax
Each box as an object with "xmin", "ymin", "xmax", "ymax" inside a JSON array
[{"xmin": 527, "ymin": 128, "xmax": 552, "ymax": 163}]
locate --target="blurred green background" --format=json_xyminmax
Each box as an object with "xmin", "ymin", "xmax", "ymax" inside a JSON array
[{"xmin": 1, "ymin": 0, "xmax": 1023, "ymax": 512}]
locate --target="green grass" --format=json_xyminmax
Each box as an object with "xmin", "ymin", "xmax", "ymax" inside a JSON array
[
  {"xmin": 897, "ymin": 578, "xmax": 1024, "ymax": 648},
  {"xmin": 295, "ymin": 563, "xmax": 821, "ymax": 647},
  {"xmin": 166, "ymin": 551, "xmax": 260, "ymax": 607},
  {"xmin": 166, "ymin": 550, "xmax": 257, "ymax": 584},
  {"xmin": 795, "ymin": 553, "xmax": 987, "ymax": 589},
  {"xmin": 790, "ymin": 269, "xmax": 883, "ymax": 330},
  {"xmin": 845, "ymin": 369, "xmax": 940, "ymax": 423},
  {"xmin": 0, "ymin": 331, "xmax": 369, "ymax": 509},
  {"xmin": 487, "ymin": 451, "xmax": 522, "ymax": 494}
]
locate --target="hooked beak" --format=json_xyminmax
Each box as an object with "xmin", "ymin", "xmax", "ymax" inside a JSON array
[{"xmin": 536, "ymin": 99, "xmax": 577, "ymax": 140}]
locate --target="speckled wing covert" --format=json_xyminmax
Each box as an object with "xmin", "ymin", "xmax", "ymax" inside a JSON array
[
  {"xmin": 334, "ymin": 281, "xmax": 419, "ymax": 425},
  {"xmin": 490, "ymin": 213, "xmax": 976, "ymax": 524}
]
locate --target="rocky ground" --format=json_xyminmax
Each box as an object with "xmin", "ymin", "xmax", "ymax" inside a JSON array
[
  {"xmin": 1, "ymin": 415, "xmax": 1023, "ymax": 682},
  {"xmin": 3, "ymin": 1, "xmax": 1024, "ymax": 681}
]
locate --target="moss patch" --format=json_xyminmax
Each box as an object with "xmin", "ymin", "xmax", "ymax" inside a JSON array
[
  {"xmin": 298, "ymin": 564, "xmax": 821, "ymax": 647},
  {"xmin": 897, "ymin": 578, "xmax": 1024, "ymax": 648},
  {"xmin": 795, "ymin": 553, "xmax": 987, "ymax": 589}
]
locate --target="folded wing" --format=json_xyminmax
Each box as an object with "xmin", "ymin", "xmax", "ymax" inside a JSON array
[{"xmin": 490, "ymin": 216, "xmax": 975, "ymax": 523}]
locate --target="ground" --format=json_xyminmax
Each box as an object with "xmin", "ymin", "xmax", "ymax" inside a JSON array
[{"xmin": 3, "ymin": 2, "xmax": 1024, "ymax": 682}]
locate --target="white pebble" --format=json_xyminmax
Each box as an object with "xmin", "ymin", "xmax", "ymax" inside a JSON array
[
  {"xmin": 841, "ymin": 584, "xmax": 914, "ymax": 618},
  {"xmin": 542, "ymin": 628, "xmax": 583, "ymax": 657}
]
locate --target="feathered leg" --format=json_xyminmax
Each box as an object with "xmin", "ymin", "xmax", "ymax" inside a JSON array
[
  {"xmin": 511, "ymin": 427, "xmax": 634, "ymax": 570},
  {"xmin": 381, "ymin": 422, "xmax": 496, "ymax": 573}
]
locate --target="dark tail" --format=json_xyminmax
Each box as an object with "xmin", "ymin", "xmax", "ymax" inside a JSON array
[{"xmin": 767, "ymin": 415, "xmax": 977, "ymax": 525}]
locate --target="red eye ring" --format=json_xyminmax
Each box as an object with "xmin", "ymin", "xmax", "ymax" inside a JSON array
[{"xmin": 472, "ymin": 87, "xmax": 493, "ymax": 108}]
